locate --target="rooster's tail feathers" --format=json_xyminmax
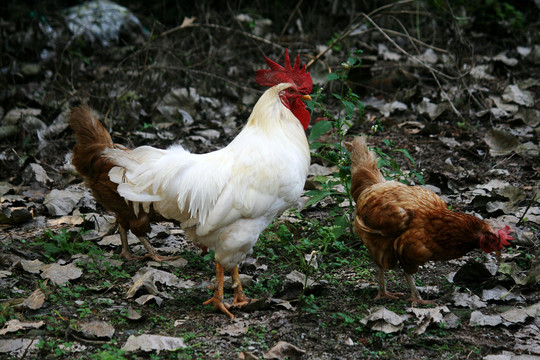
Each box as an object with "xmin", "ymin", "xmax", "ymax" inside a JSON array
[{"xmin": 345, "ymin": 136, "xmax": 385, "ymax": 200}]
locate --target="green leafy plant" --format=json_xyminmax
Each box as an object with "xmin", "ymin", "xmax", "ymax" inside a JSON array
[
  {"xmin": 307, "ymin": 50, "xmax": 365, "ymax": 213},
  {"xmin": 33, "ymin": 227, "xmax": 101, "ymax": 262}
]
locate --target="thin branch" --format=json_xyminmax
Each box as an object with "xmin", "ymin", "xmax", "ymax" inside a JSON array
[
  {"xmin": 390, "ymin": 15, "xmax": 463, "ymax": 119},
  {"xmin": 280, "ymin": 0, "xmax": 304, "ymax": 37},
  {"xmin": 378, "ymin": 28, "xmax": 448, "ymax": 53},
  {"xmin": 361, "ymin": 12, "xmax": 459, "ymax": 81},
  {"xmin": 306, "ymin": 0, "xmax": 415, "ymax": 68},
  {"xmin": 160, "ymin": 22, "xmax": 283, "ymax": 49},
  {"xmin": 517, "ymin": 194, "xmax": 537, "ymax": 226}
]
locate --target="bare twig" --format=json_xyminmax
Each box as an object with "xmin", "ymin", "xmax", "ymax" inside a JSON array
[
  {"xmin": 361, "ymin": 12, "xmax": 459, "ymax": 81},
  {"xmin": 390, "ymin": 15, "xmax": 463, "ymax": 120},
  {"xmin": 306, "ymin": 0, "xmax": 415, "ymax": 68},
  {"xmin": 160, "ymin": 21, "xmax": 283, "ymax": 49},
  {"xmin": 280, "ymin": 0, "xmax": 304, "ymax": 37},
  {"xmin": 379, "ymin": 28, "xmax": 448, "ymax": 53},
  {"xmin": 125, "ymin": 65, "xmax": 256, "ymax": 93},
  {"xmin": 517, "ymin": 194, "xmax": 537, "ymax": 226}
]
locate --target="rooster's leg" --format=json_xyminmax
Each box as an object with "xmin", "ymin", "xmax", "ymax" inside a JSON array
[
  {"xmin": 404, "ymin": 273, "xmax": 436, "ymax": 305},
  {"xmin": 373, "ymin": 265, "xmax": 404, "ymax": 300},
  {"xmin": 203, "ymin": 263, "xmax": 234, "ymax": 319},
  {"xmin": 135, "ymin": 236, "xmax": 181, "ymax": 262},
  {"xmin": 230, "ymin": 265, "xmax": 252, "ymax": 307}
]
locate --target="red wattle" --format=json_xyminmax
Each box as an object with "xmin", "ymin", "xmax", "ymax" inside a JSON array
[{"xmin": 290, "ymin": 99, "xmax": 311, "ymax": 130}]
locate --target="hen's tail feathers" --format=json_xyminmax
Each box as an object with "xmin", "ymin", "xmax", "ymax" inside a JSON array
[
  {"xmin": 69, "ymin": 106, "xmax": 116, "ymax": 177},
  {"xmin": 345, "ymin": 136, "xmax": 385, "ymax": 201}
]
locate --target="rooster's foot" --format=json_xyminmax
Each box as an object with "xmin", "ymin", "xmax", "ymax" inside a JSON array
[
  {"xmin": 203, "ymin": 296, "xmax": 234, "ymax": 319},
  {"xmin": 231, "ymin": 296, "xmax": 256, "ymax": 308}
]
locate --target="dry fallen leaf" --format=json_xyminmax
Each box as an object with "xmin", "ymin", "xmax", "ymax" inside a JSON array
[
  {"xmin": 453, "ymin": 292, "xmax": 487, "ymax": 309},
  {"xmin": 217, "ymin": 322, "xmax": 249, "ymax": 337},
  {"xmin": 135, "ymin": 294, "xmax": 163, "ymax": 306},
  {"xmin": 360, "ymin": 307, "xmax": 406, "ymax": 333},
  {"xmin": 20, "ymin": 259, "xmax": 45, "ymax": 274},
  {"xmin": 469, "ymin": 310, "xmax": 502, "ymax": 327},
  {"xmin": 126, "ymin": 306, "xmax": 142, "ymax": 320},
  {"xmin": 122, "ymin": 334, "xmax": 185, "ymax": 353},
  {"xmin": 40, "ymin": 262, "xmax": 83, "ymax": 285},
  {"xmin": 44, "ymin": 188, "xmax": 85, "ymax": 216},
  {"xmin": 484, "ymin": 129, "xmax": 521, "ymax": 156},
  {"xmin": 0, "ymin": 319, "xmax": 45, "ymax": 335},
  {"xmin": 0, "ymin": 339, "xmax": 39, "ymax": 357},
  {"xmin": 263, "ymin": 341, "xmax": 306, "ymax": 360},
  {"xmin": 77, "ymin": 321, "xmax": 115, "ymax": 340},
  {"xmin": 22, "ymin": 289, "xmax": 46, "ymax": 310}
]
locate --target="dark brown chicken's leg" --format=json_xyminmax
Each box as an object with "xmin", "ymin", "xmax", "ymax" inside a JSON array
[
  {"xmin": 118, "ymin": 225, "xmax": 147, "ymax": 261},
  {"xmin": 118, "ymin": 225, "xmax": 181, "ymax": 262},
  {"xmin": 135, "ymin": 236, "xmax": 181, "ymax": 262},
  {"xmin": 404, "ymin": 273, "xmax": 436, "ymax": 305},
  {"xmin": 374, "ymin": 265, "xmax": 404, "ymax": 300},
  {"xmin": 230, "ymin": 265, "xmax": 252, "ymax": 307},
  {"xmin": 203, "ymin": 263, "xmax": 235, "ymax": 319}
]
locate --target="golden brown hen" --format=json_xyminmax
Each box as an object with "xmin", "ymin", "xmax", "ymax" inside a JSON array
[{"xmin": 346, "ymin": 136, "xmax": 513, "ymax": 304}]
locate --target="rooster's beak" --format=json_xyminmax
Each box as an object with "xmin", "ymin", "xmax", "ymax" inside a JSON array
[{"xmin": 301, "ymin": 94, "xmax": 312, "ymax": 101}]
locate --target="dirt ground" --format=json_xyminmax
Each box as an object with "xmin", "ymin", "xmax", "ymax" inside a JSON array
[{"xmin": 1, "ymin": 1, "xmax": 539, "ymax": 359}]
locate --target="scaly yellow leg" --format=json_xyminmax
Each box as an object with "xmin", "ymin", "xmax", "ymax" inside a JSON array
[
  {"xmin": 203, "ymin": 263, "xmax": 234, "ymax": 319},
  {"xmin": 404, "ymin": 272, "xmax": 436, "ymax": 305},
  {"xmin": 230, "ymin": 265, "xmax": 251, "ymax": 307},
  {"xmin": 373, "ymin": 265, "xmax": 404, "ymax": 301}
]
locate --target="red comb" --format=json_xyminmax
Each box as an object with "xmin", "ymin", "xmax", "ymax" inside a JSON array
[
  {"xmin": 255, "ymin": 49, "xmax": 313, "ymax": 94},
  {"xmin": 497, "ymin": 225, "xmax": 514, "ymax": 247}
]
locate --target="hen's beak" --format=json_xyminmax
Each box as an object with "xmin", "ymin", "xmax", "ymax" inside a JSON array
[{"xmin": 301, "ymin": 94, "xmax": 312, "ymax": 101}]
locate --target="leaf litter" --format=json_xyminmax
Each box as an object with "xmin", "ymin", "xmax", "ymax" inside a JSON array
[{"xmin": 0, "ymin": 1, "xmax": 539, "ymax": 359}]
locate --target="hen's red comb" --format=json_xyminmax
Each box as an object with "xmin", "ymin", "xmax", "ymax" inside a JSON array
[
  {"xmin": 255, "ymin": 49, "xmax": 313, "ymax": 94},
  {"xmin": 497, "ymin": 225, "xmax": 514, "ymax": 247}
]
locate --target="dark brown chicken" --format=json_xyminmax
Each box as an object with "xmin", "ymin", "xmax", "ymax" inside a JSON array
[
  {"xmin": 346, "ymin": 136, "xmax": 513, "ymax": 304},
  {"xmin": 70, "ymin": 106, "xmax": 179, "ymax": 261}
]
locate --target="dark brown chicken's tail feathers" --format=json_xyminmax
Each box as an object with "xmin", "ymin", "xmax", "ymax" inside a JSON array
[
  {"xmin": 345, "ymin": 136, "xmax": 385, "ymax": 200},
  {"xmin": 69, "ymin": 105, "xmax": 115, "ymax": 177},
  {"xmin": 69, "ymin": 105, "xmax": 113, "ymax": 148}
]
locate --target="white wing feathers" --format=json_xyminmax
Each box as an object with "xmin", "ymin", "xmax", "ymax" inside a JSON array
[{"xmin": 105, "ymin": 144, "xmax": 232, "ymax": 226}]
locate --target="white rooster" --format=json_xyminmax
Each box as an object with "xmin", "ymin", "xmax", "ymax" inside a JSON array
[{"xmin": 70, "ymin": 50, "xmax": 313, "ymax": 318}]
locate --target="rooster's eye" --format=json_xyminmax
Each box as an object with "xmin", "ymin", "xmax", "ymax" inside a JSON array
[{"xmin": 287, "ymin": 88, "xmax": 294, "ymax": 94}]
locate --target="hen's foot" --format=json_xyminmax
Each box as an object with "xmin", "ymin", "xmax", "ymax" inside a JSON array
[
  {"xmin": 203, "ymin": 296, "xmax": 234, "ymax": 319},
  {"xmin": 374, "ymin": 291, "xmax": 404, "ymax": 301}
]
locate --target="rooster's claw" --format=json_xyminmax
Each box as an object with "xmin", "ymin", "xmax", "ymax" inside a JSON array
[{"xmin": 203, "ymin": 296, "xmax": 234, "ymax": 319}]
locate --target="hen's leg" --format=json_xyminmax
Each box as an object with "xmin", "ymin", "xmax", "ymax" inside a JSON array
[
  {"xmin": 136, "ymin": 236, "xmax": 181, "ymax": 262},
  {"xmin": 373, "ymin": 265, "xmax": 404, "ymax": 300},
  {"xmin": 203, "ymin": 263, "xmax": 234, "ymax": 319},
  {"xmin": 404, "ymin": 272, "xmax": 435, "ymax": 305},
  {"xmin": 230, "ymin": 265, "xmax": 251, "ymax": 307}
]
